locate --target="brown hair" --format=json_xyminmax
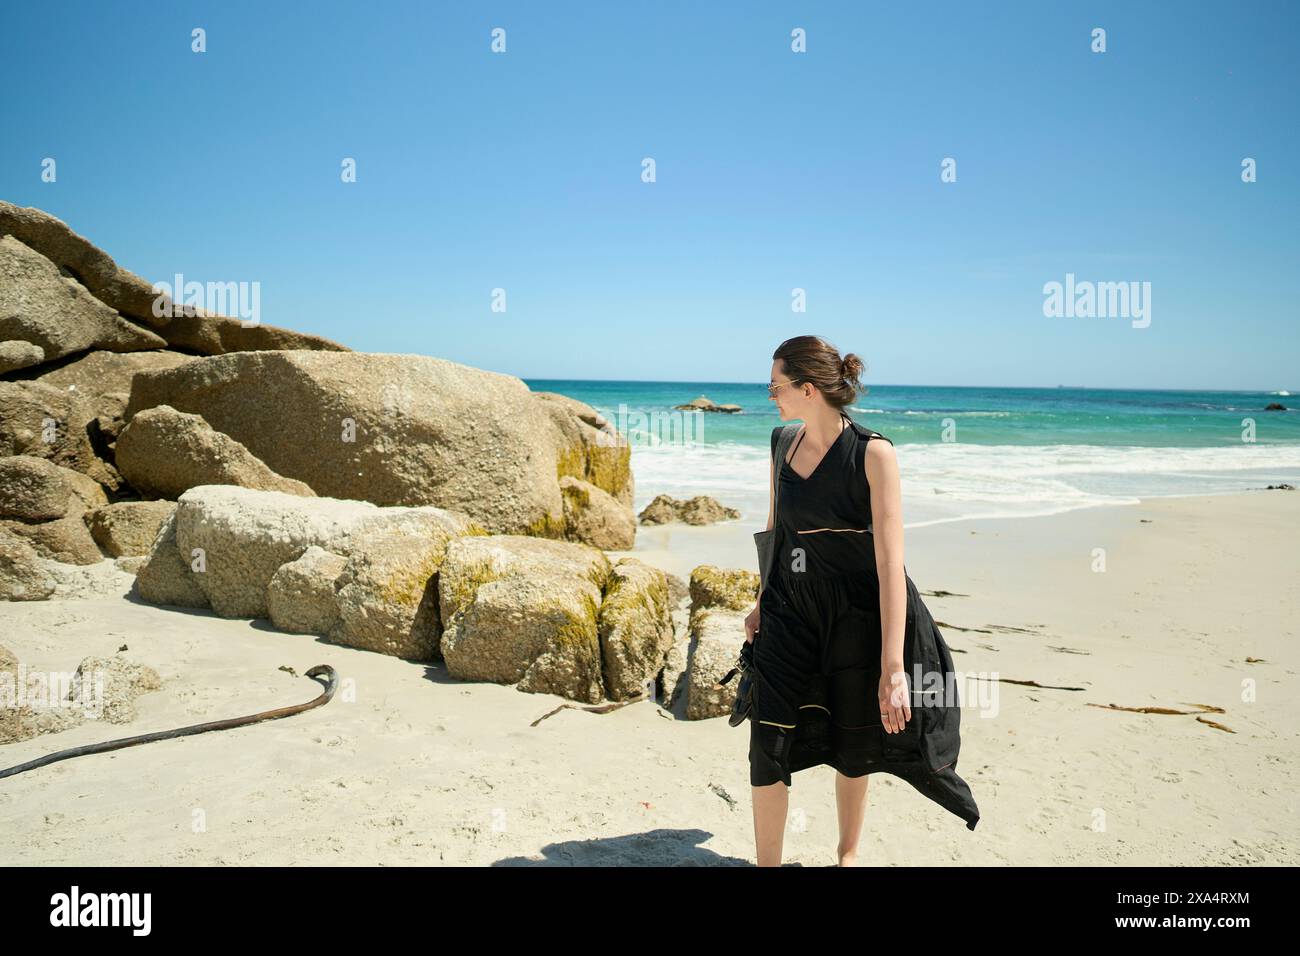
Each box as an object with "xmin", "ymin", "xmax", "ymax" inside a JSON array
[{"xmin": 772, "ymin": 335, "xmax": 866, "ymax": 408}]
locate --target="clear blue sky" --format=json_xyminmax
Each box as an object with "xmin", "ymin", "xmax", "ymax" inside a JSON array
[{"xmin": 2, "ymin": 1, "xmax": 1296, "ymax": 390}]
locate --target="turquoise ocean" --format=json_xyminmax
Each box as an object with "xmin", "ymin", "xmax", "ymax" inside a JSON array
[{"xmin": 523, "ymin": 380, "xmax": 1300, "ymax": 528}]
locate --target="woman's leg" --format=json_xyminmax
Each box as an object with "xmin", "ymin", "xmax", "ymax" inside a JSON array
[
  {"xmin": 752, "ymin": 780, "xmax": 789, "ymax": 866},
  {"xmin": 834, "ymin": 771, "xmax": 869, "ymax": 865}
]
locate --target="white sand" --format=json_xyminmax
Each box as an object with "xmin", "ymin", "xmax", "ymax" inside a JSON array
[{"xmin": 1, "ymin": 489, "xmax": 1297, "ymax": 866}]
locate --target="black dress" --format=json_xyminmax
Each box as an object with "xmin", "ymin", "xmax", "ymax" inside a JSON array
[{"xmin": 749, "ymin": 409, "xmax": 981, "ymax": 831}]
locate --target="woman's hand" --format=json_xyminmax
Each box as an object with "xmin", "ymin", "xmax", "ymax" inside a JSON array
[
  {"xmin": 744, "ymin": 603, "xmax": 760, "ymax": 644},
  {"xmin": 878, "ymin": 669, "xmax": 912, "ymax": 733}
]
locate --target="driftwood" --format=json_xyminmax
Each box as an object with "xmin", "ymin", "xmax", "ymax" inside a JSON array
[
  {"xmin": 1196, "ymin": 716, "xmax": 1236, "ymax": 733},
  {"xmin": 1086, "ymin": 701, "xmax": 1235, "ymax": 733},
  {"xmin": 972, "ymin": 676, "xmax": 1088, "ymax": 692},
  {"xmin": 0, "ymin": 664, "xmax": 338, "ymax": 780},
  {"xmin": 1086, "ymin": 701, "xmax": 1225, "ymax": 716},
  {"xmin": 934, "ymin": 620, "xmax": 992, "ymax": 634},
  {"xmin": 936, "ymin": 621, "xmax": 1047, "ymax": 636},
  {"xmin": 530, "ymin": 689, "xmax": 650, "ymax": 726}
]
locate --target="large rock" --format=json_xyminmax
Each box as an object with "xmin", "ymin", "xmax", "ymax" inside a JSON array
[
  {"xmin": 534, "ymin": 391, "xmax": 633, "ymax": 507},
  {"xmin": 559, "ymin": 476, "xmax": 636, "ymax": 549},
  {"xmin": 674, "ymin": 395, "xmax": 742, "ymax": 414},
  {"xmin": 0, "ymin": 455, "xmax": 110, "ymax": 567},
  {"xmin": 0, "ymin": 201, "xmax": 174, "ymax": 325},
  {"xmin": 0, "ymin": 512, "xmax": 104, "ymax": 565},
  {"xmin": 0, "ymin": 340, "xmax": 44, "ymax": 374},
  {"xmin": 141, "ymin": 484, "xmax": 476, "ymax": 619},
  {"xmin": 135, "ymin": 306, "xmax": 352, "ymax": 355},
  {"xmin": 133, "ymin": 510, "xmax": 208, "ymax": 608},
  {"xmin": 267, "ymin": 546, "xmax": 348, "ymax": 635},
  {"xmin": 0, "ymin": 643, "xmax": 73, "ymax": 744},
  {"xmin": 115, "ymin": 404, "xmax": 317, "ymax": 500},
  {"xmin": 682, "ymin": 566, "xmax": 759, "ymax": 719},
  {"xmin": 0, "ymin": 380, "xmax": 121, "ymax": 490},
  {"xmin": 0, "ymin": 646, "xmax": 162, "ymax": 744},
  {"xmin": 0, "ymin": 455, "xmax": 107, "ymax": 521},
  {"xmin": 638, "ymin": 493, "xmax": 741, "ymax": 526},
  {"xmin": 0, "ymin": 526, "xmax": 135, "ymax": 601},
  {"xmin": 8, "ymin": 349, "xmax": 195, "ymax": 397},
  {"xmin": 0, "ymin": 527, "xmax": 55, "ymax": 601},
  {"xmin": 0, "ymin": 201, "xmax": 350, "ymax": 354},
  {"xmin": 597, "ymin": 557, "xmax": 675, "ymax": 700},
  {"xmin": 328, "ymin": 527, "xmax": 455, "ymax": 660},
  {"xmin": 688, "ymin": 565, "xmax": 759, "ymax": 613},
  {"xmin": 0, "ymin": 644, "xmax": 33, "ymax": 743},
  {"xmin": 125, "ymin": 351, "xmax": 566, "ymax": 533},
  {"xmin": 438, "ymin": 534, "xmax": 613, "ymax": 702},
  {"xmin": 58, "ymin": 654, "xmax": 163, "ymax": 724},
  {"xmin": 661, "ymin": 628, "xmax": 691, "ymax": 711},
  {"xmin": 0, "ymin": 235, "xmax": 168, "ymax": 366},
  {"xmin": 685, "ymin": 605, "xmax": 749, "ymax": 720},
  {"xmin": 83, "ymin": 500, "xmax": 176, "ymax": 557}
]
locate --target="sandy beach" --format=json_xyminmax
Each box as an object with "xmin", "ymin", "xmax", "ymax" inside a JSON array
[{"xmin": 2, "ymin": 488, "xmax": 1295, "ymax": 867}]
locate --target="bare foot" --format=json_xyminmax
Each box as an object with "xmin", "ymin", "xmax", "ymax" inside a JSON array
[{"xmin": 837, "ymin": 851, "xmax": 859, "ymax": 866}]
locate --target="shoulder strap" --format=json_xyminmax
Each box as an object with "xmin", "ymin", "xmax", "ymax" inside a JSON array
[
  {"xmin": 770, "ymin": 423, "xmax": 798, "ymax": 519},
  {"xmin": 770, "ymin": 423, "xmax": 798, "ymax": 462},
  {"xmin": 841, "ymin": 409, "xmax": 893, "ymax": 446}
]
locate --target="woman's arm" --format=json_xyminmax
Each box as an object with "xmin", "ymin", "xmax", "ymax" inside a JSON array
[{"xmin": 866, "ymin": 438, "xmax": 910, "ymax": 730}]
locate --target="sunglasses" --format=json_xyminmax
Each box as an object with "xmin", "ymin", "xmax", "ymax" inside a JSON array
[{"xmin": 767, "ymin": 378, "xmax": 803, "ymax": 396}]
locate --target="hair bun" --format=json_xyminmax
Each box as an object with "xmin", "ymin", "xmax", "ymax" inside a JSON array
[{"xmin": 841, "ymin": 353, "xmax": 864, "ymax": 382}]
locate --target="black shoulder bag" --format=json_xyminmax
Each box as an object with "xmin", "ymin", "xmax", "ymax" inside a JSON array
[{"xmin": 719, "ymin": 423, "xmax": 799, "ymax": 726}]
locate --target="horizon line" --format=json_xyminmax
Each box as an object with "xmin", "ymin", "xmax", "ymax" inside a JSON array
[{"xmin": 518, "ymin": 377, "xmax": 1295, "ymax": 395}]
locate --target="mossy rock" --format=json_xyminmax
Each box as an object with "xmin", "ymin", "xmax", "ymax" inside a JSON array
[{"xmin": 688, "ymin": 564, "xmax": 759, "ymax": 613}]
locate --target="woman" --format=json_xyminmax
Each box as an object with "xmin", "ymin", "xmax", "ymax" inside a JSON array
[{"xmin": 744, "ymin": 335, "xmax": 980, "ymax": 867}]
